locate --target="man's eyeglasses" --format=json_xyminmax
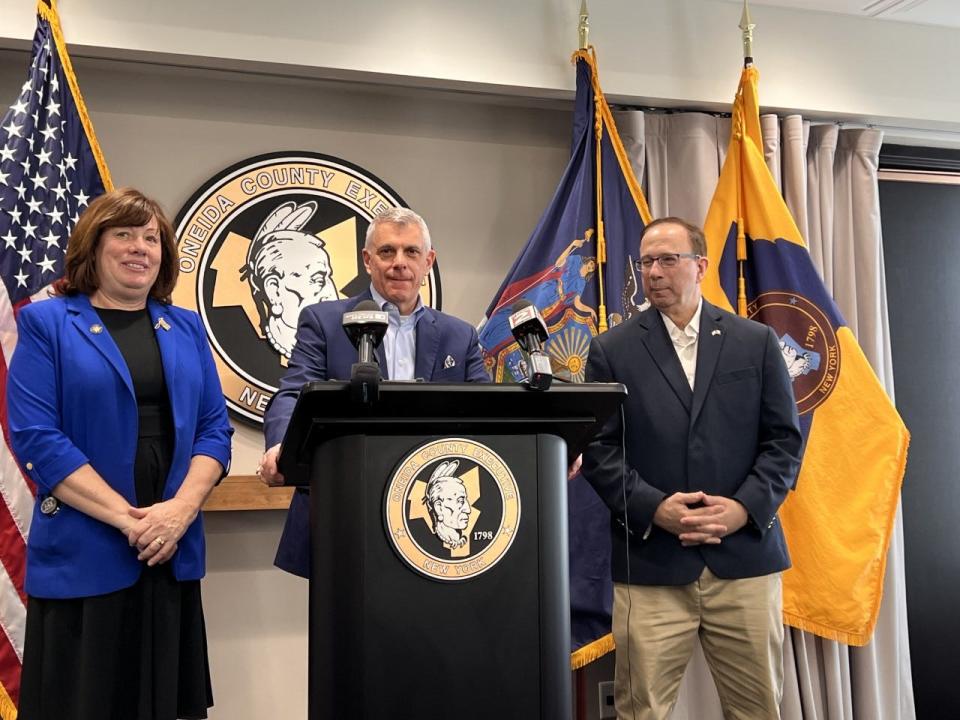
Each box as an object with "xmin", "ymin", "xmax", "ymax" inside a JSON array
[{"xmin": 635, "ymin": 253, "xmax": 701, "ymax": 271}]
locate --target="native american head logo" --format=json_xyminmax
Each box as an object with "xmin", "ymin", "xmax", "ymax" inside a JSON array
[
  {"xmin": 172, "ymin": 152, "xmax": 440, "ymax": 424},
  {"xmin": 422, "ymin": 460, "xmax": 473, "ymax": 550},
  {"xmin": 241, "ymin": 201, "xmax": 339, "ymax": 358},
  {"xmin": 385, "ymin": 439, "xmax": 520, "ymax": 581}
]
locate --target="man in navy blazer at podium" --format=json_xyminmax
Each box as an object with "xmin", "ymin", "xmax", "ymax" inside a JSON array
[
  {"xmin": 582, "ymin": 217, "xmax": 802, "ymax": 720},
  {"xmin": 258, "ymin": 207, "xmax": 488, "ymax": 577}
]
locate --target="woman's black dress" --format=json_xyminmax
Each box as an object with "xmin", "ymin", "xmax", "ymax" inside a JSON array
[{"xmin": 18, "ymin": 308, "xmax": 213, "ymax": 720}]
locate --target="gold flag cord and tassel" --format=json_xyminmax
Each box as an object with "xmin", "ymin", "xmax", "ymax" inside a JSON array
[{"xmin": 570, "ymin": 46, "xmax": 652, "ymax": 337}]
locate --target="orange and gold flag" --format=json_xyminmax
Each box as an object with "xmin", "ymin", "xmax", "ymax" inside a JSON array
[{"xmin": 701, "ymin": 66, "xmax": 908, "ymax": 645}]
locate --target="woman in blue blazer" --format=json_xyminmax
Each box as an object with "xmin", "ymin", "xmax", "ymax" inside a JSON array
[{"xmin": 7, "ymin": 188, "xmax": 233, "ymax": 720}]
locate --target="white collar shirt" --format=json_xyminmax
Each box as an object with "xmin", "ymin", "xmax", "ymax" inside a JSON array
[{"xmin": 659, "ymin": 298, "xmax": 702, "ymax": 391}]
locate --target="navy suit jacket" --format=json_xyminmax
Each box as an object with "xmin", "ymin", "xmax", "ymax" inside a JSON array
[
  {"xmin": 582, "ymin": 300, "xmax": 802, "ymax": 586},
  {"xmin": 264, "ymin": 290, "xmax": 489, "ymax": 577},
  {"xmin": 7, "ymin": 295, "xmax": 233, "ymax": 599}
]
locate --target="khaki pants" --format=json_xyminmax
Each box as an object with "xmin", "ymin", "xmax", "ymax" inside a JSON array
[{"xmin": 613, "ymin": 568, "xmax": 784, "ymax": 720}]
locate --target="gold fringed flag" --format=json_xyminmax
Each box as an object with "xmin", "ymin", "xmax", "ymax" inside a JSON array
[
  {"xmin": 701, "ymin": 66, "xmax": 908, "ymax": 645},
  {"xmin": 479, "ymin": 48, "xmax": 651, "ymax": 668},
  {"xmin": 0, "ymin": 2, "xmax": 112, "ymax": 715}
]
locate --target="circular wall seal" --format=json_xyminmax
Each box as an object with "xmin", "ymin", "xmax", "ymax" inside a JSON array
[
  {"xmin": 384, "ymin": 438, "xmax": 521, "ymax": 582},
  {"xmin": 172, "ymin": 151, "xmax": 441, "ymax": 424},
  {"xmin": 747, "ymin": 291, "xmax": 840, "ymax": 415}
]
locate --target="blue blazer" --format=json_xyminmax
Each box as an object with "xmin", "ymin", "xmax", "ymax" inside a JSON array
[
  {"xmin": 7, "ymin": 294, "xmax": 233, "ymax": 599},
  {"xmin": 265, "ymin": 290, "xmax": 489, "ymax": 577},
  {"xmin": 583, "ymin": 300, "xmax": 802, "ymax": 586}
]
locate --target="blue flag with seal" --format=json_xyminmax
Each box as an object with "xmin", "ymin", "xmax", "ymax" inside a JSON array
[{"xmin": 478, "ymin": 48, "xmax": 651, "ymax": 668}]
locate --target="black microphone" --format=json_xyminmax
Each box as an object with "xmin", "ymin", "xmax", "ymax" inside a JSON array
[
  {"xmin": 343, "ymin": 300, "xmax": 389, "ymax": 363},
  {"xmin": 508, "ymin": 300, "xmax": 553, "ymax": 391},
  {"xmin": 342, "ymin": 300, "xmax": 389, "ymax": 403}
]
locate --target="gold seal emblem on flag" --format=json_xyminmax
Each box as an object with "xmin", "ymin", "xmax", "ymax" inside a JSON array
[{"xmin": 747, "ymin": 291, "xmax": 840, "ymax": 415}]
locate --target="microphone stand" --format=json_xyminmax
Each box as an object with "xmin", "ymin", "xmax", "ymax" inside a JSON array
[{"xmin": 350, "ymin": 359, "xmax": 380, "ymax": 405}]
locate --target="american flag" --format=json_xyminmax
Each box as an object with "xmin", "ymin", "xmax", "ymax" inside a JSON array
[{"xmin": 0, "ymin": 1, "xmax": 111, "ymax": 715}]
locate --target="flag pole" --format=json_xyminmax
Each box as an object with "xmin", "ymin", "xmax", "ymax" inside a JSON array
[
  {"xmin": 734, "ymin": 0, "xmax": 755, "ymax": 317},
  {"xmin": 578, "ymin": 1, "xmax": 609, "ymax": 332},
  {"xmin": 578, "ymin": 0, "xmax": 589, "ymax": 50},
  {"xmin": 740, "ymin": 0, "xmax": 755, "ymax": 69}
]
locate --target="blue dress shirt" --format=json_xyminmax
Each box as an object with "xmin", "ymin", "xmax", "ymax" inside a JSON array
[{"xmin": 369, "ymin": 284, "xmax": 425, "ymax": 381}]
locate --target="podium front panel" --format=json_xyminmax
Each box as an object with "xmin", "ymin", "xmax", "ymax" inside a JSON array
[{"xmin": 307, "ymin": 433, "xmax": 570, "ymax": 720}]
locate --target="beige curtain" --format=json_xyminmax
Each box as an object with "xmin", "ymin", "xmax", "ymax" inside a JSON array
[{"xmin": 612, "ymin": 109, "xmax": 915, "ymax": 720}]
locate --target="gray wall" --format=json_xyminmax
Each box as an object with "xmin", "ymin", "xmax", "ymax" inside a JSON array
[
  {"xmin": 0, "ymin": 49, "xmax": 573, "ymax": 718},
  {"xmin": 5, "ymin": 0, "xmax": 960, "ymax": 137}
]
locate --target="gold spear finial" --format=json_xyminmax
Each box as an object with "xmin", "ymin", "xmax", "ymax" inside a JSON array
[
  {"xmin": 578, "ymin": 0, "xmax": 590, "ymax": 49},
  {"xmin": 739, "ymin": 0, "xmax": 755, "ymax": 66}
]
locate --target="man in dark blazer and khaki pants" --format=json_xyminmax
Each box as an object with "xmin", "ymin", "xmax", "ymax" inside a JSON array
[{"xmin": 583, "ymin": 217, "xmax": 802, "ymax": 719}]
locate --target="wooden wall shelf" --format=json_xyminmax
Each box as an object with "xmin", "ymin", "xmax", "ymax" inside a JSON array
[{"xmin": 204, "ymin": 475, "xmax": 294, "ymax": 511}]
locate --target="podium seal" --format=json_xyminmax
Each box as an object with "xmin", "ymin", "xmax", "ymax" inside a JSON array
[{"xmin": 384, "ymin": 438, "xmax": 521, "ymax": 581}]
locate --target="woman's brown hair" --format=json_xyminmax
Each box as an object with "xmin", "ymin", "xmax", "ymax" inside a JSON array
[{"xmin": 53, "ymin": 187, "xmax": 179, "ymax": 302}]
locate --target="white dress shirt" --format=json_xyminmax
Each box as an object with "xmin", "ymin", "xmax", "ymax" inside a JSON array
[{"xmin": 659, "ymin": 299, "xmax": 702, "ymax": 391}]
